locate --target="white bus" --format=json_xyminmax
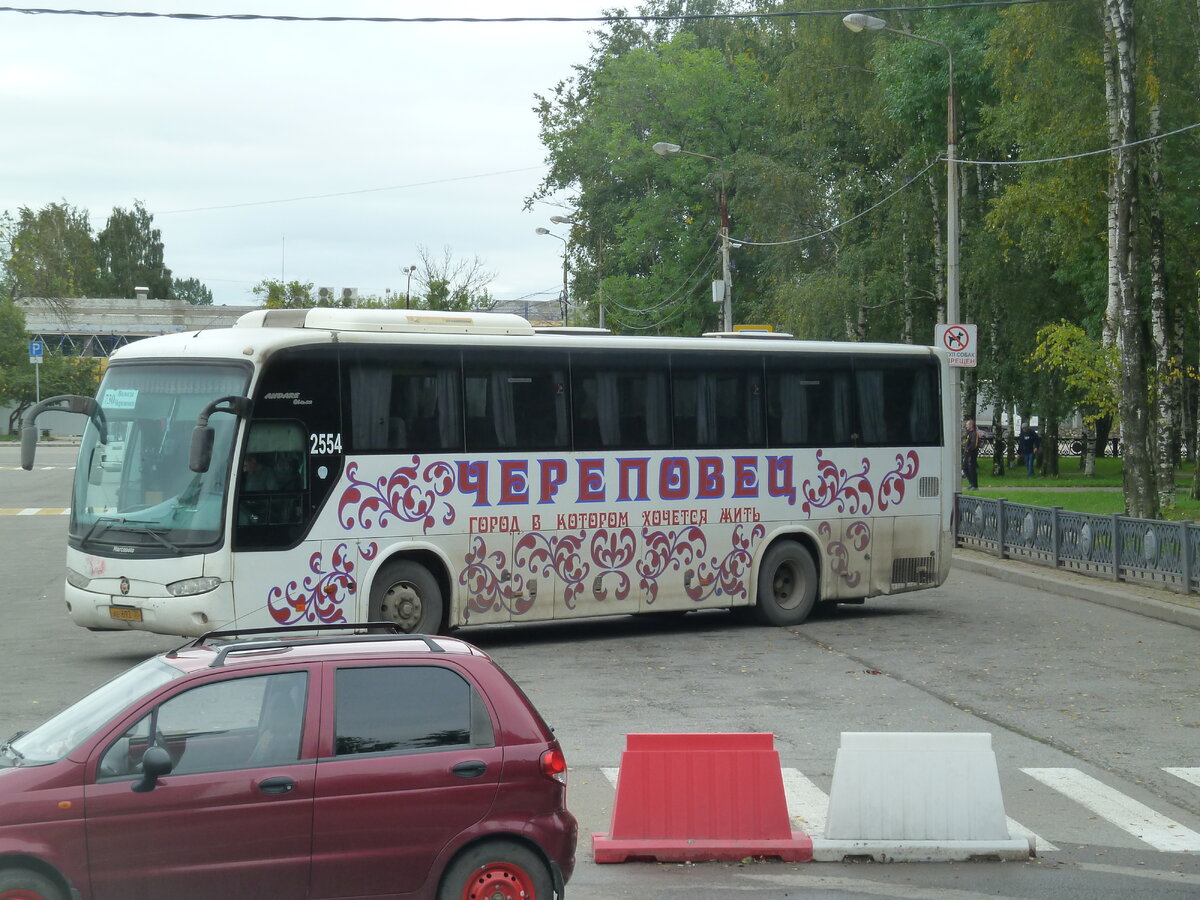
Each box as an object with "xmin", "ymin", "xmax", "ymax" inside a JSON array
[{"xmin": 22, "ymin": 308, "xmax": 953, "ymax": 637}]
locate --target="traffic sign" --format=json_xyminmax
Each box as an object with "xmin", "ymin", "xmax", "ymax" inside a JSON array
[
  {"xmin": 28, "ymin": 340, "xmax": 43, "ymax": 365},
  {"xmin": 935, "ymin": 323, "xmax": 977, "ymax": 368}
]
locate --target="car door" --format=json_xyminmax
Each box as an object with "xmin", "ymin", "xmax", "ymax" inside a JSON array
[
  {"xmin": 83, "ymin": 670, "xmax": 317, "ymax": 900},
  {"xmin": 309, "ymin": 661, "xmax": 503, "ymax": 898}
]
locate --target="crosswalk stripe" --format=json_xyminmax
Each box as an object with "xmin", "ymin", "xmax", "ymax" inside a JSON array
[
  {"xmin": 0, "ymin": 508, "xmax": 70, "ymax": 516},
  {"xmin": 601, "ymin": 766, "xmax": 1056, "ymax": 851},
  {"xmin": 1022, "ymin": 767, "xmax": 1200, "ymax": 852},
  {"xmin": 1164, "ymin": 767, "xmax": 1200, "ymax": 789}
]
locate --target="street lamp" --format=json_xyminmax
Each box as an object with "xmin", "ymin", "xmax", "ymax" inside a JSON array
[
  {"xmin": 549, "ymin": 216, "xmax": 606, "ymax": 328},
  {"xmin": 402, "ymin": 264, "xmax": 417, "ymax": 309},
  {"xmin": 653, "ymin": 141, "xmax": 733, "ymax": 332},
  {"xmin": 536, "ymin": 227, "xmax": 569, "ymax": 325},
  {"xmin": 843, "ymin": 12, "xmax": 962, "ymax": 464}
]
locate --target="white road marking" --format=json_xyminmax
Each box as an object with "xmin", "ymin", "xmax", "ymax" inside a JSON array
[
  {"xmin": 1022, "ymin": 767, "xmax": 1200, "ymax": 852},
  {"xmin": 1164, "ymin": 767, "xmax": 1200, "ymax": 789}
]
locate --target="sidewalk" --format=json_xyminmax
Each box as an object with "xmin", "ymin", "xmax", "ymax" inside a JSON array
[{"xmin": 954, "ymin": 546, "xmax": 1200, "ymax": 631}]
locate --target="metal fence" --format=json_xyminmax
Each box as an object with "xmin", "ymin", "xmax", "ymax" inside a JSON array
[
  {"xmin": 955, "ymin": 494, "xmax": 1200, "ymax": 595},
  {"xmin": 977, "ymin": 436, "xmax": 1124, "ymax": 458}
]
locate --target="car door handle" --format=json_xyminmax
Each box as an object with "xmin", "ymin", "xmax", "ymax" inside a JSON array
[
  {"xmin": 452, "ymin": 760, "xmax": 487, "ymax": 779},
  {"xmin": 258, "ymin": 776, "xmax": 296, "ymax": 795}
]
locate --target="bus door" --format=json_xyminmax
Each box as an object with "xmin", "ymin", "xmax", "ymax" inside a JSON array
[{"xmin": 231, "ymin": 346, "xmax": 346, "ymax": 626}]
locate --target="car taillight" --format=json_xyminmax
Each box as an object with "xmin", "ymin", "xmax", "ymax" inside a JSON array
[{"xmin": 541, "ymin": 747, "xmax": 567, "ymax": 784}]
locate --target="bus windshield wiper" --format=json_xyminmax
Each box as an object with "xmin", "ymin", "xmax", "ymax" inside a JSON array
[
  {"xmin": 83, "ymin": 517, "xmax": 180, "ymax": 553},
  {"xmin": 108, "ymin": 521, "xmax": 181, "ymax": 554}
]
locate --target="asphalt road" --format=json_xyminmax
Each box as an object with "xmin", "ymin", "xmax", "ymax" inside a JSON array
[{"xmin": 3, "ymin": 443, "xmax": 1199, "ymax": 900}]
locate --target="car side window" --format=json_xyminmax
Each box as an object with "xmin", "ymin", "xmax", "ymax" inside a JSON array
[
  {"xmin": 334, "ymin": 665, "xmax": 494, "ymax": 757},
  {"xmin": 96, "ymin": 671, "xmax": 308, "ymax": 779}
]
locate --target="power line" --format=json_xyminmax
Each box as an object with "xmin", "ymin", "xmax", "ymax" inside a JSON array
[
  {"xmin": 952, "ymin": 119, "xmax": 1200, "ymax": 167},
  {"xmin": 0, "ymin": 1, "xmax": 1086, "ymax": 25},
  {"xmin": 732, "ymin": 158, "xmax": 938, "ymax": 248},
  {"xmin": 155, "ymin": 166, "xmax": 544, "ymax": 214}
]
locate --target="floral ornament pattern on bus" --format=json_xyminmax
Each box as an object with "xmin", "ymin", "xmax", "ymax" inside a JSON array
[
  {"xmin": 801, "ymin": 450, "xmax": 921, "ymax": 516},
  {"xmin": 687, "ymin": 523, "xmax": 766, "ymax": 602},
  {"xmin": 267, "ymin": 542, "xmax": 368, "ymax": 625},
  {"xmin": 338, "ymin": 457, "xmax": 457, "ymax": 534},
  {"xmin": 820, "ymin": 520, "xmax": 871, "ymax": 589},
  {"xmin": 636, "ymin": 526, "xmax": 707, "ymax": 605},
  {"xmin": 460, "ymin": 536, "xmax": 536, "ymax": 620},
  {"xmin": 878, "ymin": 451, "xmax": 921, "ymax": 510},
  {"xmin": 515, "ymin": 530, "xmax": 588, "ymax": 608}
]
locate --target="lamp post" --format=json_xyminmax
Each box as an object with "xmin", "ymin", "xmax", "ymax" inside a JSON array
[
  {"xmin": 550, "ymin": 215, "xmax": 606, "ymax": 329},
  {"xmin": 652, "ymin": 141, "xmax": 733, "ymax": 332},
  {"xmin": 402, "ymin": 264, "xmax": 417, "ymax": 309},
  {"xmin": 536, "ymin": 227, "xmax": 569, "ymax": 324},
  {"xmin": 843, "ymin": 12, "xmax": 962, "ymax": 462}
]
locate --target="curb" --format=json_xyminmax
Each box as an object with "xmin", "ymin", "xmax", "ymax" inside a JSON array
[{"xmin": 953, "ymin": 549, "xmax": 1200, "ymax": 631}]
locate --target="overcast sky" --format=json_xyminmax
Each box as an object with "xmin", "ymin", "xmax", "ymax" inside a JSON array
[{"xmin": 0, "ymin": 2, "xmax": 627, "ymax": 308}]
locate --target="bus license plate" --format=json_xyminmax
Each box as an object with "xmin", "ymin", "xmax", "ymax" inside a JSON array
[{"xmin": 109, "ymin": 606, "xmax": 143, "ymax": 623}]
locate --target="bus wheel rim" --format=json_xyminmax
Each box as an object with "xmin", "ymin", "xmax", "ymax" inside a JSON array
[
  {"xmin": 461, "ymin": 862, "xmax": 536, "ymax": 900},
  {"xmin": 383, "ymin": 581, "xmax": 422, "ymax": 630},
  {"xmin": 774, "ymin": 563, "xmax": 799, "ymax": 609}
]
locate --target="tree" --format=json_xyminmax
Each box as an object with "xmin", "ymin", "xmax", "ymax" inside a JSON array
[
  {"xmin": 95, "ymin": 201, "xmax": 172, "ymax": 300},
  {"xmin": 172, "ymin": 276, "xmax": 213, "ymax": 306},
  {"xmin": 411, "ymin": 245, "xmax": 496, "ymax": 311},
  {"xmin": 252, "ymin": 279, "xmax": 316, "ymax": 308},
  {"xmin": 4, "ymin": 202, "xmax": 98, "ymax": 307}
]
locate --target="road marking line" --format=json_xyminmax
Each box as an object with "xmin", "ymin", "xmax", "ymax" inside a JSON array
[
  {"xmin": 1022, "ymin": 767, "xmax": 1200, "ymax": 852},
  {"xmin": 0, "ymin": 508, "xmax": 70, "ymax": 516},
  {"xmin": 603, "ymin": 766, "xmax": 1054, "ymax": 850},
  {"xmin": 1164, "ymin": 767, "xmax": 1200, "ymax": 788},
  {"xmin": 0, "ymin": 466, "xmax": 75, "ymax": 471}
]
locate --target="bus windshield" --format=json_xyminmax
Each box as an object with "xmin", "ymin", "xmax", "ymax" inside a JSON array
[{"xmin": 70, "ymin": 362, "xmax": 251, "ymax": 555}]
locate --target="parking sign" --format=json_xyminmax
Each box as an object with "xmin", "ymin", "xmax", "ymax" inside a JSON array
[{"xmin": 29, "ymin": 340, "xmax": 43, "ymax": 364}]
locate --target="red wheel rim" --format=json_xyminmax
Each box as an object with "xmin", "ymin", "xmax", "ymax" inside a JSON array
[{"xmin": 460, "ymin": 862, "xmax": 537, "ymax": 900}]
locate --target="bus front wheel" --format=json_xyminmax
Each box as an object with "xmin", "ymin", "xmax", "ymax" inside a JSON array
[
  {"xmin": 754, "ymin": 542, "xmax": 817, "ymax": 627},
  {"xmin": 371, "ymin": 560, "xmax": 444, "ymax": 634}
]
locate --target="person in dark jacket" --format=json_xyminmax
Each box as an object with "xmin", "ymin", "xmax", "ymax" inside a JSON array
[
  {"xmin": 962, "ymin": 418, "xmax": 980, "ymax": 490},
  {"xmin": 1016, "ymin": 424, "xmax": 1040, "ymax": 477}
]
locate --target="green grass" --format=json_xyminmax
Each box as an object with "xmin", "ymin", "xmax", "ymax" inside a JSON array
[{"xmin": 971, "ymin": 456, "xmax": 1200, "ymax": 520}]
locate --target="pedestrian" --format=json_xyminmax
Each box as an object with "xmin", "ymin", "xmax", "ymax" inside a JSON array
[
  {"xmin": 962, "ymin": 418, "xmax": 980, "ymax": 490},
  {"xmin": 1016, "ymin": 424, "xmax": 1041, "ymax": 477}
]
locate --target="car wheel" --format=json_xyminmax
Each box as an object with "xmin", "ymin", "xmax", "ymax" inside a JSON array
[
  {"xmin": 437, "ymin": 840, "xmax": 553, "ymax": 900},
  {"xmin": 370, "ymin": 559, "xmax": 443, "ymax": 634},
  {"xmin": 0, "ymin": 868, "xmax": 67, "ymax": 900},
  {"xmin": 753, "ymin": 541, "xmax": 817, "ymax": 626}
]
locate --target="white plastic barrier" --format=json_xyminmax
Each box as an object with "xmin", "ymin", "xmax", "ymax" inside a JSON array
[{"xmin": 813, "ymin": 732, "xmax": 1032, "ymax": 862}]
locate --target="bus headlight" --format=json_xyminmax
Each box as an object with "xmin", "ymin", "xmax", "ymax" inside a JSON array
[
  {"xmin": 66, "ymin": 568, "xmax": 91, "ymax": 590},
  {"xmin": 166, "ymin": 576, "xmax": 221, "ymax": 597}
]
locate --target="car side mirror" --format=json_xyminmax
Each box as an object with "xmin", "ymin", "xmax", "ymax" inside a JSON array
[{"xmin": 131, "ymin": 745, "xmax": 174, "ymax": 793}]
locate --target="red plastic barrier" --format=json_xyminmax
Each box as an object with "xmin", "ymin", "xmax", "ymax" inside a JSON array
[{"xmin": 592, "ymin": 733, "xmax": 813, "ymax": 863}]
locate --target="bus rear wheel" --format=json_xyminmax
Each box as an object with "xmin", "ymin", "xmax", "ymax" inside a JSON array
[
  {"xmin": 754, "ymin": 541, "xmax": 817, "ymax": 627},
  {"xmin": 371, "ymin": 560, "xmax": 443, "ymax": 634}
]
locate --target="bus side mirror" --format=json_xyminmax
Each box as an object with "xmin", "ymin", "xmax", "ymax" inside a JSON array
[
  {"xmin": 189, "ymin": 395, "xmax": 253, "ymax": 474},
  {"xmin": 21, "ymin": 395, "xmax": 107, "ymax": 470},
  {"xmin": 190, "ymin": 426, "xmax": 215, "ymax": 474}
]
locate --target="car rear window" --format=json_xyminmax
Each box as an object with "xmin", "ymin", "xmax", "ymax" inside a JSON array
[{"xmin": 333, "ymin": 665, "xmax": 494, "ymax": 756}]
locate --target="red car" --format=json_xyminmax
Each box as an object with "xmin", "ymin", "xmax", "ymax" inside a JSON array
[{"xmin": 0, "ymin": 625, "xmax": 577, "ymax": 900}]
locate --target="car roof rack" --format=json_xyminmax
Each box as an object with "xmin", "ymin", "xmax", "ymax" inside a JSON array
[{"xmin": 167, "ymin": 622, "xmax": 448, "ymax": 667}]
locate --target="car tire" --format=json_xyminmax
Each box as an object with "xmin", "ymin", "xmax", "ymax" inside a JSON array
[
  {"xmin": 437, "ymin": 840, "xmax": 552, "ymax": 900},
  {"xmin": 370, "ymin": 559, "xmax": 443, "ymax": 634},
  {"xmin": 753, "ymin": 541, "xmax": 817, "ymax": 627},
  {"xmin": 0, "ymin": 868, "xmax": 67, "ymax": 900}
]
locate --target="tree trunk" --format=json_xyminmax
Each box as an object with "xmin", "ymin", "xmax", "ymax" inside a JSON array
[
  {"xmin": 928, "ymin": 176, "xmax": 946, "ymax": 324},
  {"xmin": 1043, "ymin": 414, "xmax": 1060, "ymax": 477},
  {"xmin": 1104, "ymin": 0, "xmax": 1157, "ymax": 519},
  {"xmin": 1146, "ymin": 98, "xmax": 1176, "ymax": 510},
  {"xmin": 991, "ymin": 406, "xmax": 1005, "ymax": 476}
]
